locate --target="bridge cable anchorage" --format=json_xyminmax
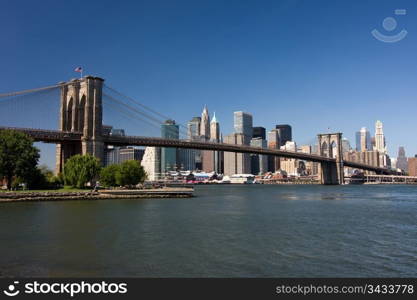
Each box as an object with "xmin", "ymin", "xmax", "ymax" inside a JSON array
[
  {"xmin": 103, "ymin": 94, "xmax": 188, "ymax": 137},
  {"xmin": 103, "ymin": 84, "xmax": 188, "ymax": 131},
  {"xmin": 0, "ymin": 82, "xmax": 74, "ymax": 99}
]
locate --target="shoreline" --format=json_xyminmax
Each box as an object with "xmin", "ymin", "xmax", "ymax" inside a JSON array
[{"xmin": 0, "ymin": 187, "xmax": 194, "ymax": 203}]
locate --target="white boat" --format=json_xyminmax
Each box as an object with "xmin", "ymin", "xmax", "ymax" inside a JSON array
[{"xmin": 229, "ymin": 174, "xmax": 255, "ymax": 184}]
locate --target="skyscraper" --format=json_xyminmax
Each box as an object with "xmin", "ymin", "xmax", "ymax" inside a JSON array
[
  {"xmin": 161, "ymin": 119, "xmax": 179, "ymax": 174},
  {"xmin": 234, "ymin": 111, "xmax": 253, "ymax": 140},
  {"xmin": 210, "ymin": 112, "xmax": 220, "ymax": 141},
  {"xmin": 200, "ymin": 106, "xmax": 210, "ymax": 139},
  {"xmin": 267, "ymin": 129, "xmax": 280, "ymax": 172},
  {"xmin": 374, "ymin": 120, "xmax": 389, "ymax": 167},
  {"xmin": 252, "ymin": 126, "xmax": 266, "ymax": 140},
  {"xmin": 185, "ymin": 116, "xmax": 202, "ymax": 171},
  {"xmin": 275, "ymin": 124, "xmax": 292, "ymax": 146},
  {"xmin": 224, "ymin": 133, "xmax": 251, "ymax": 175},
  {"xmin": 359, "ymin": 127, "xmax": 371, "ymax": 151},
  {"xmin": 397, "ymin": 146, "xmax": 408, "ymax": 171},
  {"xmin": 187, "ymin": 117, "xmax": 201, "ymax": 139},
  {"xmin": 374, "ymin": 120, "xmax": 386, "ymax": 153},
  {"xmin": 209, "ymin": 112, "xmax": 221, "ymax": 173},
  {"xmin": 250, "ymin": 137, "xmax": 267, "ymax": 174},
  {"xmin": 200, "ymin": 106, "xmax": 213, "ymax": 172},
  {"xmin": 355, "ymin": 131, "xmax": 361, "ymax": 151},
  {"xmin": 341, "ymin": 138, "xmax": 351, "ymax": 153},
  {"xmin": 224, "ymin": 111, "xmax": 252, "ymax": 174}
]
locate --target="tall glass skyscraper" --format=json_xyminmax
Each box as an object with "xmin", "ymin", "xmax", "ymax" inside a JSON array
[
  {"xmin": 252, "ymin": 126, "xmax": 266, "ymax": 139},
  {"xmin": 234, "ymin": 111, "xmax": 253, "ymax": 141},
  {"xmin": 356, "ymin": 127, "xmax": 372, "ymax": 152},
  {"xmin": 275, "ymin": 124, "xmax": 292, "ymax": 146},
  {"xmin": 161, "ymin": 119, "xmax": 179, "ymax": 174}
]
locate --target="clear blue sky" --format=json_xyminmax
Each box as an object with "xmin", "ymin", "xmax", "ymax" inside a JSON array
[{"xmin": 1, "ymin": 0, "xmax": 416, "ymax": 168}]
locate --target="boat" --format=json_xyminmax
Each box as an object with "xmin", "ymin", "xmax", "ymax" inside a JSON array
[{"xmin": 229, "ymin": 174, "xmax": 256, "ymax": 184}]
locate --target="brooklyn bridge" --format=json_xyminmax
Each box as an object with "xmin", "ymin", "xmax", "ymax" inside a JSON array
[{"xmin": 0, "ymin": 76, "xmax": 398, "ymax": 185}]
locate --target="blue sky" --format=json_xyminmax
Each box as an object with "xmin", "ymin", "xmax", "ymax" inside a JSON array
[{"xmin": 0, "ymin": 0, "xmax": 416, "ymax": 168}]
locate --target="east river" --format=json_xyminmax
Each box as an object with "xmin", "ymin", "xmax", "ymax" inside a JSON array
[{"xmin": 0, "ymin": 184, "xmax": 416, "ymax": 277}]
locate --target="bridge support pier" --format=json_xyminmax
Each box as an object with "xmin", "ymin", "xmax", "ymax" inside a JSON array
[
  {"xmin": 55, "ymin": 76, "xmax": 104, "ymax": 174},
  {"xmin": 55, "ymin": 142, "xmax": 82, "ymax": 174},
  {"xmin": 318, "ymin": 161, "xmax": 344, "ymax": 185},
  {"xmin": 317, "ymin": 133, "xmax": 344, "ymax": 185}
]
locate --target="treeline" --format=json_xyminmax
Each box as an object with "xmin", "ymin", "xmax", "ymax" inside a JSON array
[{"xmin": 0, "ymin": 130, "xmax": 146, "ymax": 190}]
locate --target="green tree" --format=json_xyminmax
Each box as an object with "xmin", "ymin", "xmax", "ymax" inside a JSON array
[
  {"xmin": 26, "ymin": 167, "xmax": 48, "ymax": 189},
  {"xmin": 115, "ymin": 160, "xmax": 146, "ymax": 187},
  {"xmin": 63, "ymin": 154, "xmax": 101, "ymax": 188},
  {"xmin": 99, "ymin": 164, "xmax": 119, "ymax": 187},
  {"xmin": 0, "ymin": 130, "xmax": 40, "ymax": 190}
]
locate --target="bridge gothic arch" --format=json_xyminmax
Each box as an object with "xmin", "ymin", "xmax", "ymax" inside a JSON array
[
  {"xmin": 317, "ymin": 133, "xmax": 344, "ymax": 185},
  {"xmin": 56, "ymin": 76, "xmax": 104, "ymax": 173},
  {"xmin": 78, "ymin": 94, "xmax": 86, "ymax": 133}
]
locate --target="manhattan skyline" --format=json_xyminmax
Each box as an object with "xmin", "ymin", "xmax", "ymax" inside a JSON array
[{"xmin": 0, "ymin": 0, "xmax": 416, "ymax": 168}]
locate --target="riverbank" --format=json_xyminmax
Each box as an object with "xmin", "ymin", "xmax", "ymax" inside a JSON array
[{"xmin": 0, "ymin": 187, "xmax": 194, "ymax": 202}]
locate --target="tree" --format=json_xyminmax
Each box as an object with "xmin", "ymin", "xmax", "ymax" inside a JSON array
[
  {"xmin": 26, "ymin": 165, "xmax": 61, "ymax": 190},
  {"xmin": 0, "ymin": 130, "xmax": 40, "ymax": 190},
  {"xmin": 63, "ymin": 154, "xmax": 101, "ymax": 188},
  {"xmin": 99, "ymin": 164, "xmax": 119, "ymax": 187},
  {"xmin": 115, "ymin": 160, "xmax": 146, "ymax": 187}
]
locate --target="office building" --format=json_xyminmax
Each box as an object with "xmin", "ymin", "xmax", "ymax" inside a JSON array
[
  {"xmin": 224, "ymin": 133, "xmax": 251, "ymax": 175},
  {"xmin": 187, "ymin": 117, "xmax": 201, "ymax": 138},
  {"xmin": 252, "ymin": 126, "xmax": 266, "ymax": 140},
  {"xmin": 344, "ymin": 150, "xmax": 381, "ymax": 174},
  {"xmin": 209, "ymin": 112, "xmax": 222, "ymax": 173},
  {"xmin": 275, "ymin": 124, "xmax": 292, "ymax": 146},
  {"xmin": 280, "ymin": 141, "xmax": 299, "ymax": 176},
  {"xmin": 397, "ymin": 146, "xmax": 408, "ymax": 171},
  {"xmin": 267, "ymin": 129, "xmax": 280, "ymax": 172},
  {"xmin": 141, "ymin": 147, "xmax": 161, "ymax": 181},
  {"xmin": 408, "ymin": 156, "xmax": 417, "ymax": 176},
  {"xmin": 234, "ymin": 111, "xmax": 253, "ymax": 140},
  {"xmin": 161, "ymin": 120, "xmax": 179, "ymax": 174},
  {"xmin": 186, "ymin": 116, "xmax": 202, "ymax": 171},
  {"xmin": 341, "ymin": 138, "xmax": 351, "ymax": 153},
  {"xmin": 356, "ymin": 127, "xmax": 371, "ymax": 151},
  {"xmin": 298, "ymin": 145, "xmax": 318, "ymax": 175},
  {"xmin": 250, "ymin": 137, "xmax": 267, "ymax": 175},
  {"xmin": 104, "ymin": 146, "xmax": 121, "ymax": 166},
  {"xmin": 119, "ymin": 147, "xmax": 145, "ymax": 163},
  {"xmin": 223, "ymin": 111, "xmax": 252, "ymax": 174},
  {"xmin": 200, "ymin": 106, "xmax": 210, "ymax": 139},
  {"xmin": 374, "ymin": 120, "xmax": 386, "ymax": 153}
]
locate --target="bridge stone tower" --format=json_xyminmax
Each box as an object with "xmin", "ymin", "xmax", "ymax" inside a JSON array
[
  {"xmin": 55, "ymin": 76, "xmax": 104, "ymax": 173},
  {"xmin": 317, "ymin": 133, "xmax": 344, "ymax": 185}
]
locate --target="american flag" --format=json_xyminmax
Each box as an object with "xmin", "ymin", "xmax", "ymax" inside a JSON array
[{"xmin": 74, "ymin": 67, "xmax": 83, "ymax": 72}]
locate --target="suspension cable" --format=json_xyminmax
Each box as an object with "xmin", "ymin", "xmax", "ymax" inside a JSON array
[
  {"xmin": 0, "ymin": 82, "xmax": 73, "ymax": 98},
  {"xmin": 103, "ymin": 99, "xmax": 164, "ymax": 132},
  {"xmin": 103, "ymin": 92, "xmax": 187, "ymax": 136},
  {"xmin": 104, "ymin": 84, "xmax": 188, "ymax": 130}
]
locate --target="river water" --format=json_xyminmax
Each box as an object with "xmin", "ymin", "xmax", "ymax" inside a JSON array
[{"xmin": 0, "ymin": 185, "xmax": 416, "ymax": 277}]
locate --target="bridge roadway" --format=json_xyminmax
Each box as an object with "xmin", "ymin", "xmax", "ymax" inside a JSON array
[{"xmin": 0, "ymin": 126, "xmax": 395, "ymax": 175}]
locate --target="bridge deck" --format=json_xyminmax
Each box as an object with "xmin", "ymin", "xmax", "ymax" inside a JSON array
[{"xmin": 0, "ymin": 126, "xmax": 397, "ymax": 174}]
